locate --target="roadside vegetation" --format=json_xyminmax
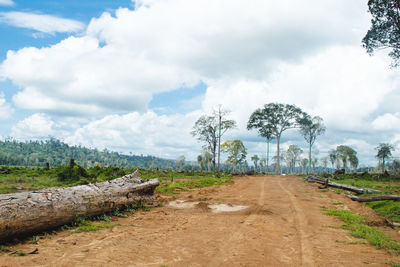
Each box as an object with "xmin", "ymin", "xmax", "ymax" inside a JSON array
[
  {"xmin": 330, "ymin": 172, "xmax": 400, "ymax": 223},
  {"xmin": 323, "ymin": 207, "xmax": 400, "ymax": 254},
  {"xmin": 0, "ymin": 163, "xmax": 232, "ymax": 195}
]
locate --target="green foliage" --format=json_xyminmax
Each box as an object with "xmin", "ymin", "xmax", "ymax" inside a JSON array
[
  {"xmin": 0, "ymin": 138, "xmax": 175, "ymax": 169},
  {"xmin": 376, "ymin": 143, "xmax": 395, "ymax": 172},
  {"xmin": 191, "ymin": 109, "xmax": 236, "ymax": 171},
  {"xmin": 363, "ymin": 0, "xmax": 400, "ymax": 67},
  {"xmin": 221, "ymin": 140, "xmax": 247, "ymax": 172},
  {"xmin": 247, "ymin": 103, "xmax": 308, "ymax": 174},
  {"xmin": 335, "ymin": 145, "xmax": 358, "ymax": 171},
  {"xmin": 324, "ymin": 208, "xmax": 400, "ymax": 253}
]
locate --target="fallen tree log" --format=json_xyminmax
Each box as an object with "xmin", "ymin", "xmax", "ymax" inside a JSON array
[
  {"xmin": 348, "ymin": 195, "xmax": 400, "ymax": 202},
  {"xmin": 0, "ymin": 170, "xmax": 159, "ymax": 241},
  {"xmin": 305, "ymin": 175, "xmax": 380, "ymax": 194}
]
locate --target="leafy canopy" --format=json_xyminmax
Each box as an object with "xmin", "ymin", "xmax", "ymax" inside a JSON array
[
  {"xmin": 363, "ymin": 0, "xmax": 400, "ymax": 66},
  {"xmin": 247, "ymin": 103, "xmax": 307, "ymax": 138}
]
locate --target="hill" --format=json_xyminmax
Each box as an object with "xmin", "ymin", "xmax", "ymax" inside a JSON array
[{"xmin": 0, "ymin": 138, "xmax": 175, "ymax": 169}]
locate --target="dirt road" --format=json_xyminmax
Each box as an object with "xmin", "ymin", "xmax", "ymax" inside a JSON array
[{"xmin": 1, "ymin": 175, "xmax": 399, "ymax": 266}]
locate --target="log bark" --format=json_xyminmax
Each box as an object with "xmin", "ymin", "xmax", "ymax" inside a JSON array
[
  {"xmin": 305, "ymin": 175, "xmax": 380, "ymax": 194},
  {"xmin": 0, "ymin": 170, "xmax": 159, "ymax": 241},
  {"xmin": 348, "ymin": 195, "xmax": 400, "ymax": 202}
]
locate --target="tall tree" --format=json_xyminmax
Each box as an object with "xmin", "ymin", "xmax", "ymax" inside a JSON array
[
  {"xmin": 336, "ymin": 145, "xmax": 357, "ymax": 171},
  {"xmin": 214, "ymin": 106, "xmax": 236, "ymax": 172},
  {"xmin": 286, "ymin": 145, "xmax": 303, "ymax": 173},
  {"xmin": 320, "ymin": 156, "xmax": 328, "ymax": 172},
  {"xmin": 328, "ymin": 149, "xmax": 338, "ymax": 172},
  {"xmin": 260, "ymin": 128, "xmax": 274, "ymax": 173},
  {"xmin": 192, "ymin": 109, "xmax": 236, "ymax": 172},
  {"xmin": 192, "ymin": 115, "xmax": 217, "ymax": 170},
  {"xmin": 376, "ymin": 143, "xmax": 395, "ymax": 172},
  {"xmin": 299, "ymin": 116, "xmax": 326, "ymax": 174},
  {"xmin": 247, "ymin": 103, "xmax": 308, "ymax": 174},
  {"xmin": 251, "ymin": 154, "xmax": 260, "ymax": 172},
  {"xmin": 363, "ymin": 0, "xmax": 400, "ymax": 66},
  {"xmin": 176, "ymin": 155, "xmax": 185, "ymax": 170},
  {"xmin": 300, "ymin": 158, "xmax": 309, "ymax": 174},
  {"xmin": 221, "ymin": 140, "xmax": 247, "ymax": 172},
  {"xmin": 349, "ymin": 154, "xmax": 359, "ymax": 171}
]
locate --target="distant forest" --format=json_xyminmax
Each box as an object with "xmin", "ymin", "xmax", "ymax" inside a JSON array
[{"xmin": 0, "ymin": 138, "xmax": 176, "ymax": 169}]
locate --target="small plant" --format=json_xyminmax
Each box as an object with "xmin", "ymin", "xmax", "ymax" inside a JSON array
[
  {"xmin": 16, "ymin": 251, "xmax": 26, "ymax": 256},
  {"xmin": 142, "ymin": 205, "xmax": 151, "ymax": 212},
  {"xmin": 112, "ymin": 208, "xmax": 128, "ymax": 218},
  {"xmin": 332, "ymin": 202, "xmax": 344, "ymax": 205},
  {"xmin": 32, "ymin": 235, "xmax": 39, "ymax": 244},
  {"xmin": 0, "ymin": 245, "xmax": 11, "ymax": 253}
]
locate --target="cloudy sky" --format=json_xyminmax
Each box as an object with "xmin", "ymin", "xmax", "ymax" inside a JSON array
[{"xmin": 0, "ymin": 0, "xmax": 399, "ymax": 167}]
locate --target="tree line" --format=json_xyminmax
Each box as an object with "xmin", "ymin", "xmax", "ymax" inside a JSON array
[
  {"xmin": 192, "ymin": 103, "xmax": 398, "ymax": 174},
  {"xmin": 0, "ymin": 138, "xmax": 175, "ymax": 169}
]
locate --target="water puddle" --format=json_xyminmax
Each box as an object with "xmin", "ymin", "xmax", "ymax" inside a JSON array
[
  {"xmin": 168, "ymin": 200, "xmax": 248, "ymax": 213},
  {"xmin": 168, "ymin": 200, "xmax": 199, "ymax": 209},
  {"xmin": 208, "ymin": 203, "xmax": 248, "ymax": 213}
]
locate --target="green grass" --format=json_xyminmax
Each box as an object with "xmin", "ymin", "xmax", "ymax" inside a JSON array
[
  {"xmin": 0, "ymin": 166, "xmax": 230, "ymax": 195},
  {"xmin": 324, "ymin": 208, "xmax": 400, "ymax": 253},
  {"xmin": 316, "ymin": 174, "xmax": 400, "ymax": 223},
  {"xmin": 75, "ymin": 222, "xmax": 114, "ymax": 233},
  {"xmin": 156, "ymin": 177, "xmax": 232, "ymax": 195},
  {"xmin": 332, "ymin": 202, "xmax": 344, "ymax": 205},
  {"xmin": 366, "ymin": 201, "xmax": 400, "ymax": 223}
]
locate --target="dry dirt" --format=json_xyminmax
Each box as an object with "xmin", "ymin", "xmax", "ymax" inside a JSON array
[{"xmin": 1, "ymin": 175, "xmax": 400, "ymax": 266}]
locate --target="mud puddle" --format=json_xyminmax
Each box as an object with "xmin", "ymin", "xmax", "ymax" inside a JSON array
[{"xmin": 168, "ymin": 200, "xmax": 248, "ymax": 213}]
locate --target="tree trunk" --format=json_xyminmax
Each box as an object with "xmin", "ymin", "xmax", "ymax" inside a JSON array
[
  {"xmin": 266, "ymin": 139, "xmax": 269, "ymax": 173},
  {"xmin": 0, "ymin": 170, "xmax": 159, "ymax": 241},
  {"xmin": 308, "ymin": 143, "xmax": 312, "ymax": 174},
  {"xmin": 217, "ymin": 111, "xmax": 221, "ymax": 172},
  {"xmin": 305, "ymin": 175, "xmax": 380, "ymax": 194},
  {"xmin": 349, "ymin": 195, "xmax": 400, "ymax": 202},
  {"xmin": 276, "ymin": 136, "xmax": 281, "ymax": 174}
]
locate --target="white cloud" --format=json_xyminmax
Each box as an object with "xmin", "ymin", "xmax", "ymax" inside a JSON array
[
  {"xmin": 372, "ymin": 113, "xmax": 400, "ymax": 131},
  {"xmin": 0, "ymin": 12, "xmax": 84, "ymax": 34},
  {"xmin": 11, "ymin": 113, "xmax": 56, "ymax": 139},
  {"xmin": 1, "ymin": 0, "xmax": 370, "ymax": 116},
  {"xmin": 0, "ymin": 0, "xmax": 14, "ymax": 6},
  {"xmin": 65, "ymin": 111, "xmax": 201, "ymax": 159},
  {"xmin": 0, "ymin": 92, "xmax": 13, "ymax": 119},
  {"xmin": 2, "ymin": 0, "xmax": 400, "ymax": 166}
]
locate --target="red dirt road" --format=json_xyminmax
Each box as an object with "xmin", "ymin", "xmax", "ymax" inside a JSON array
[{"xmin": 1, "ymin": 175, "xmax": 399, "ymax": 266}]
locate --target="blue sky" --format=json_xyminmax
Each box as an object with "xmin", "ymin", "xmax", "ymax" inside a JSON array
[{"xmin": 0, "ymin": 0, "xmax": 399, "ymax": 167}]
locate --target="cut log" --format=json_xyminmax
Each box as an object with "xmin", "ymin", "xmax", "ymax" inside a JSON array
[
  {"xmin": 0, "ymin": 170, "xmax": 159, "ymax": 241},
  {"xmin": 305, "ymin": 175, "xmax": 380, "ymax": 194},
  {"xmin": 348, "ymin": 195, "xmax": 400, "ymax": 202}
]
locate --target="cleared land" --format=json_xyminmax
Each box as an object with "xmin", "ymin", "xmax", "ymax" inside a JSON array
[{"xmin": 1, "ymin": 175, "xmax": 400, "ymax": 266}]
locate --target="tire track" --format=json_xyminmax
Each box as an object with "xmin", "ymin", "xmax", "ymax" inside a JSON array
[
  {"xmin": 207, "ymin": 176, "xmax": 266, "ymax": 266},
  {"xmin": 278, "ymin": 178, "xmax": 314, "ymax": 267}
]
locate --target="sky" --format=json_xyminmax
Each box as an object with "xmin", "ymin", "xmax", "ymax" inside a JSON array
[{"xmin": 0, "ymin": 0, "xmax": 399, "ymax": 167}]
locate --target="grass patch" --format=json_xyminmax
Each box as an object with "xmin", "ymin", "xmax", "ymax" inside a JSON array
[
  {"xmin": 324, "ymin": 208, "xmax": 400, "ymax": 253},
  {"xmin": 156, "ymin": 177, "xmax": 232, "ymax": 195},
  {"xmin": 332, "ymin": 202, "xmax": 344, "ymax": 205},
  {"xmin": 75, "ymin": 222, "xmax": 114, "ymax": 233},
  {"xmin": 366, "ymin": 201, "xmax": 400, "ymax": 223},
  {"xmin": 387, "ymin": 261, "xmax": 400, "ymax": 267}
]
